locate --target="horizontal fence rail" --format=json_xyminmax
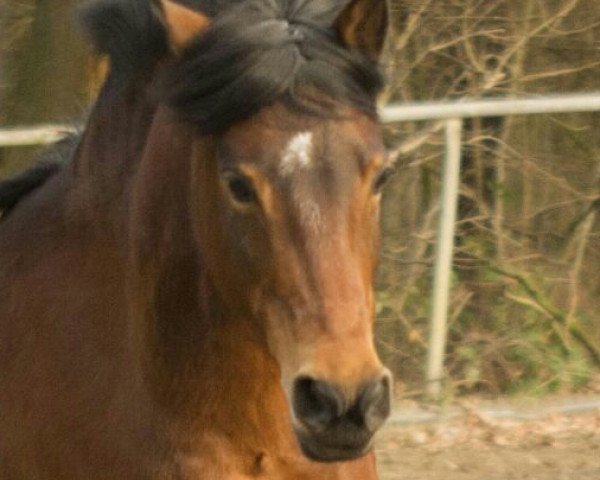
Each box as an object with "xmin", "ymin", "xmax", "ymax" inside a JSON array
[
  {"xmin": 381, "ymin": 92, "xmax": 600, "ymax": 122},
  {"xmin": 3, "ymin": 93, "xmax": 600, "ymax": 147},
  {"xmin": 0, "ymin": 125, "xmax": 77, "ymax": 147},
  {"xmin": 3, "ymin": 93, "xmax": 600, "ymax": 398}
]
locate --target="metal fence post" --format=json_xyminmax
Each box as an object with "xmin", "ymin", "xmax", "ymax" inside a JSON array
[{"xmin": 425, "ymin": 118, "xmax": 463, "ymax": 399}]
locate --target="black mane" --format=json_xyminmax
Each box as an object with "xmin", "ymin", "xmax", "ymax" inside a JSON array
[
  {"xmin": 0, "ymin": 135, "xmax": 79, "ymax": 218},
  {"xmin": 80, "ymin": 0, "xmax": 169, "ymax": 83},
  {"xmin": 81, "ymin": 0, "xmax": 384, "ymax": 133}
]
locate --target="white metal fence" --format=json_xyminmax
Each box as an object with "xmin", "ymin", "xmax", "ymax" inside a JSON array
[
  {"xmin": 382, "ymin": 92, "xmax": 600, "ymax": 398},
  {"xmin": 3, "ymin": 92, "xmax": 600, "ymax": 398},
  {"xmin": 0, "ymin": 125, "xmax": 76, "ymax": 147}
]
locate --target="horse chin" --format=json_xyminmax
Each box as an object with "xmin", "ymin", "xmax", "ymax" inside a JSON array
[{"xmin": 294, "ymin": 430, "xmax": 373, "ymax": 463}]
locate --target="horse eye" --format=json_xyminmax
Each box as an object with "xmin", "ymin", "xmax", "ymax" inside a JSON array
[
  {"xmin": 226, "ymin": 174, "xmax": 257, "ymax": 205},
  {"xmin": 373, "ymin": 167, "xmax": 394, "ymax": 194}
]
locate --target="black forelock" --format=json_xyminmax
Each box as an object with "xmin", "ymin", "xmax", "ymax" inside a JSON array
[
  {"xmin": 164, "ymin": 0, "xmax": 385, "ymax": 133},
  {"xmin": 80, "ymin": 0, "xmax": 384, "ymax": 133}
]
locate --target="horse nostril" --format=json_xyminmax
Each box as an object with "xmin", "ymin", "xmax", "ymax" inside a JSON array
[
  {"xmin": 358, "ymin": 372, "xmax": 392, "ymax": 433},
  {"xmin": 292, "ymin": 376, "xmax": 344, "ymax": 432}
]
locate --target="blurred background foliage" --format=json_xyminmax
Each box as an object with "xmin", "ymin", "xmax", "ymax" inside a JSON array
[
  {"xmin": 1, "ymin": 0, "xmax": 599, "ymax": 398},
  {"xmin": 378, "ymin": 0, "xmax": 600, "ymax": 397}
]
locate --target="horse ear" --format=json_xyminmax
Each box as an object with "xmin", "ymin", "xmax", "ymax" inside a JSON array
[
  {"xmin": 334, "ymin": 0, "xmax": 389, "ymax": 62},
  {"xmin": 158, "ymin": 0, "xmax": 211, "ymax": 52}
]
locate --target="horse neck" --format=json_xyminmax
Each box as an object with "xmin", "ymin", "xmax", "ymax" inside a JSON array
[
  {"xmin": 71, "ymin": 74, "xmax": 158, "ymax": 200},
  {"xmin": 127, "ymin": 108, "xmax": 289, "ymax": 450}
]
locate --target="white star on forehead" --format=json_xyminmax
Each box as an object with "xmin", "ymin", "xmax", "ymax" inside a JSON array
[{"xmin": 279, "ymin": 132, "xmax": 314, "ymax": 177}]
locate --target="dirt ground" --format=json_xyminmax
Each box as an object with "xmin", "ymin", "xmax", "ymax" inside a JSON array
[{"xmin": 375, "ymin": 397, "xmax": 600, "ymax": 480}]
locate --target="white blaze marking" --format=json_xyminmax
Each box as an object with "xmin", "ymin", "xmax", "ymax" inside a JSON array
[
  {"xmin": 280, "ymin": 132, "xmax": 314, "ymax": 177},
  {"xmin": 298, "ymin": 198, "xmax": 322, "ymax": 234},
  {"xmin": 280, "ymin": 131, "xmax": 323, "ymax": 233}
]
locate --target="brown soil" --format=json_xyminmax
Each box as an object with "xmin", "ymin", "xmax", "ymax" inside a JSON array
[{"xmin": 376, "ymin": 399, "xmax": 600, "ymax": 480}]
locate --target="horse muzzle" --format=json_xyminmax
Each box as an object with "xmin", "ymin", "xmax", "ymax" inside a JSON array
[{"xmin": 291, "ymin": 371, "xmax": 392, "ymax": 462}]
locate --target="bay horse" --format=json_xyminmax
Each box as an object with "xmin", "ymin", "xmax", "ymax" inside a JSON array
[{"xmin": 0, "ymin": 0, "xmax": 393, "ymax": 478}]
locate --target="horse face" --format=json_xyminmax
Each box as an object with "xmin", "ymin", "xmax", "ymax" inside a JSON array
[
  {"xmin": 157, "ymin": 0, "xmax": 392, "ymax": 464},
  {"xmin": 201, "ymin": 105, "xmax": 392, "ymax": 462}
]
